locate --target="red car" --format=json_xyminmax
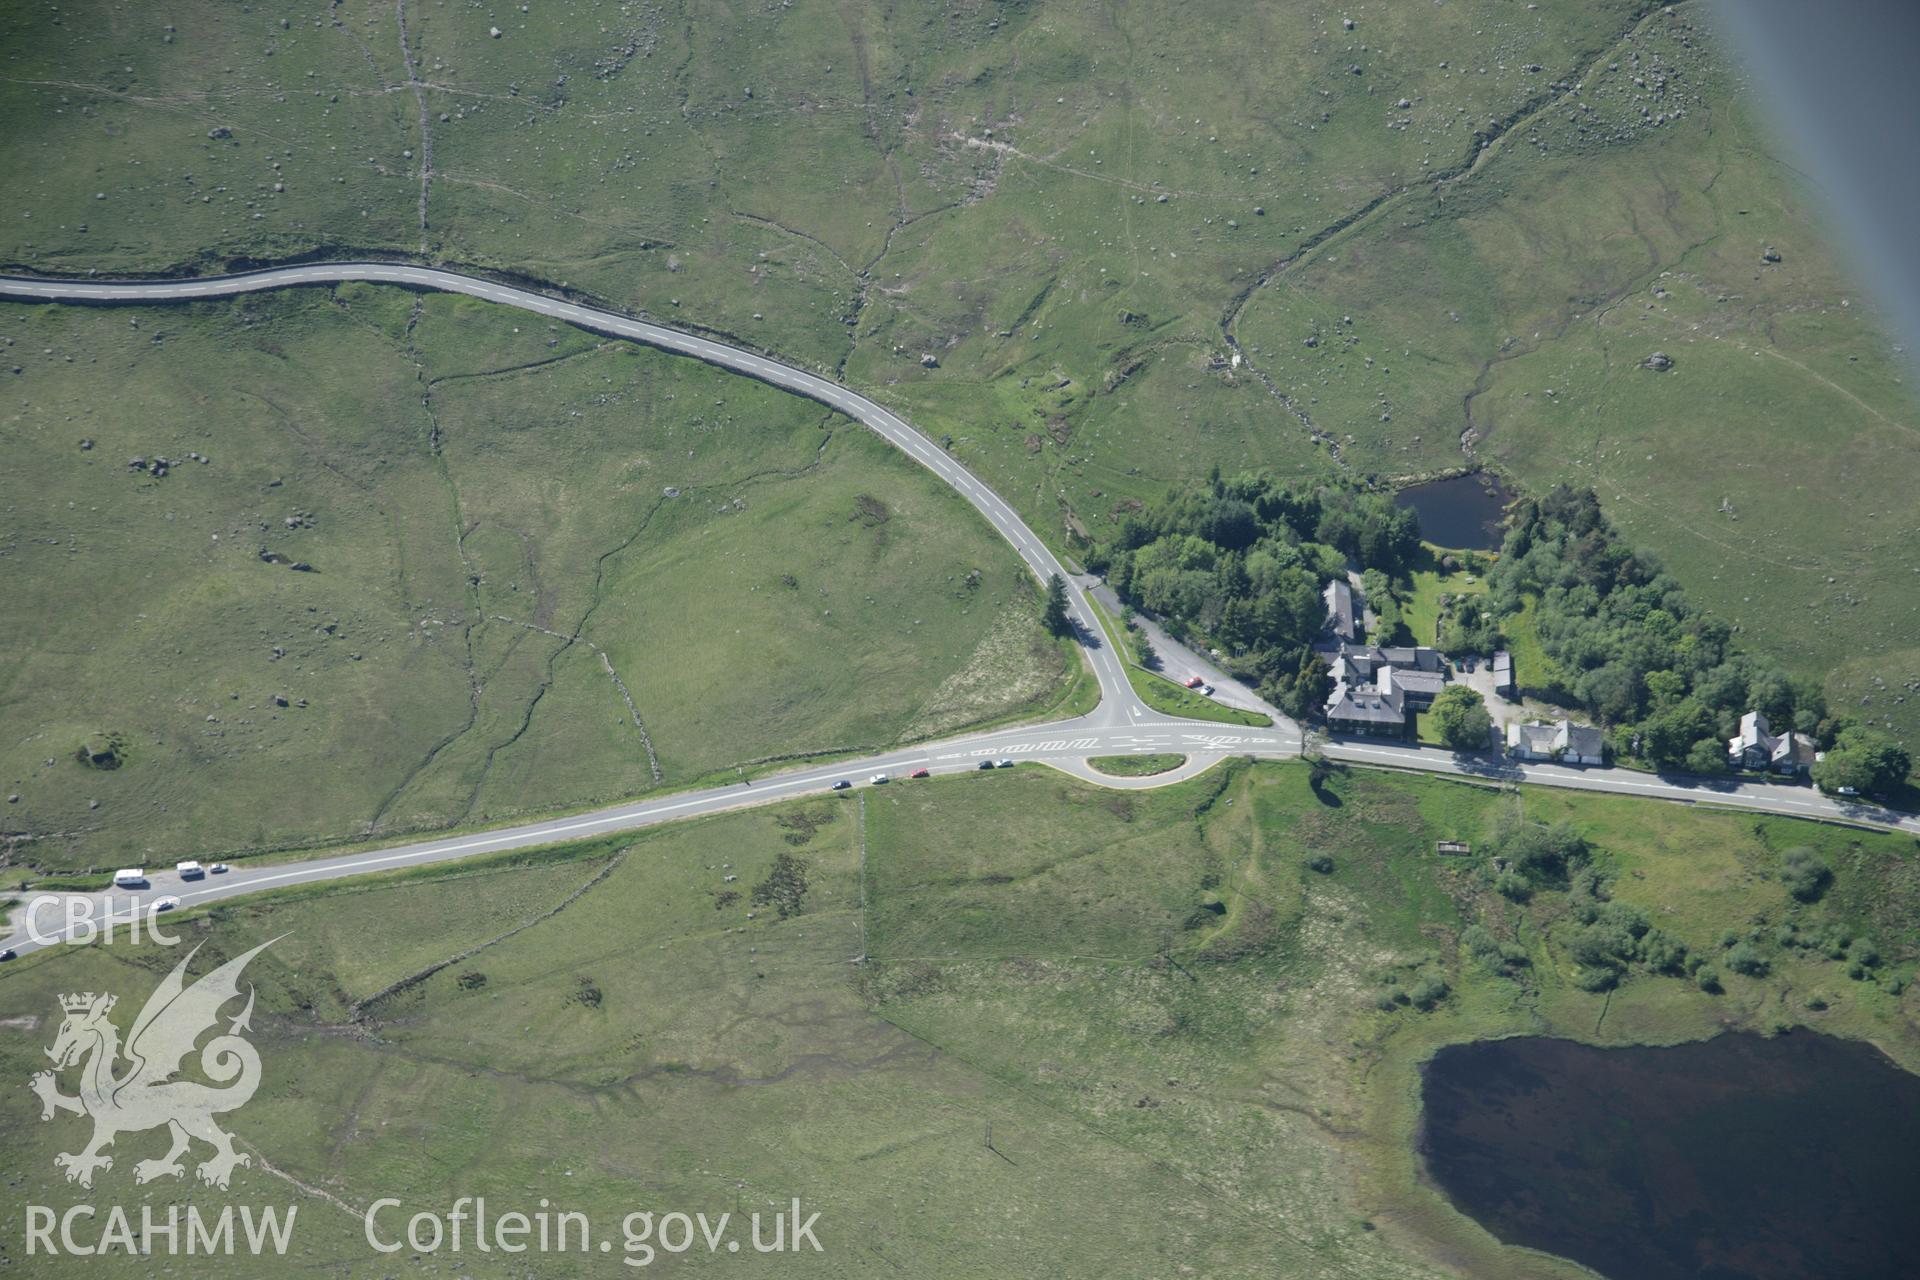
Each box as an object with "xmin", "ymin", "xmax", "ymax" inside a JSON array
[
  {"xmin": 1184, "ymin": 675, "xmax": 1205, "ymax": 689},
  {"xmin": 910, "ymin": 768, "xmax": 931, "ymax": 779}
]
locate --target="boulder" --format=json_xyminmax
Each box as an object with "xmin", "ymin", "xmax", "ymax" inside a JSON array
[
  {"xmin": 1641, "ymin": 351, "xmax": 1675, "ymax": 372},
  {"xmin": 75, "ymin": 736, "xmax": 124, "ymax": 770}
]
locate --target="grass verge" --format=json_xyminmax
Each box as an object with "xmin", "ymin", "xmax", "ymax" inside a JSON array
[
  {"xmin": 1086, "ymin": 595, "xmax": 1273, "ymax": 727},
  {"xmin": 1087, "ymin": 754, "xmax": 1187, "ymax": 778}
]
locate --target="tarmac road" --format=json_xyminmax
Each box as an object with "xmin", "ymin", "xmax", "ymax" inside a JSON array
[
  {"xmin": 0, "ymin": 263, "xmax": 1138, "ymax": 719},
  {"xmin": 4, "ymin": 264, "xmax": 1914, "ymax": 959},
  {"xmin": 13, "ymin": 707, "xmax": 1912, "ymax": 960},
  {"xmin": 4, "ymin": 716, "xmax": 1299, "ymax": 957}
]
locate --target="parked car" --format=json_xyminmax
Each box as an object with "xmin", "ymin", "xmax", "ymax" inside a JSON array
[
  {"xmin": 869, "ymin": 773, "xmax": 891, "ymax": 785},
  {"xmin": 210, "ymin": 863, "xmax": 231, "ymax": 874},
  {"xmin": 152, "ymin": 896, "xmax": 180, "ymax": 913},
  {"xmin": 996, "ymin": 759, "xmax": 1016, "ymax": 769},
  {"xmin": 830, "ymin": 779, "xmax": 852, "ymax": 791},
  {"xmin": 909, "ymin": 768, "xmax": 931, "ymax": 779},
  {"xmin": 1200, "ymin": 684, "xmax": 1215, "ymax": 697},
  {"xmin": 1836, "ymin": 785, "xmax": 1860, "ymax": 797},
  {"xmin": 176, "ymin": 860, "xmax": 205, "ymax": 879},
  {"xmin": 977, "ymin": 759, "xmax": 996, "ymax": 770},
  {"xmin": 0, "ymin": 948, "xmax": 16, "ymax": 962},
  {"xmin": 1184, "ymin": 676, "xmax": 1205, "ymax": 689}
]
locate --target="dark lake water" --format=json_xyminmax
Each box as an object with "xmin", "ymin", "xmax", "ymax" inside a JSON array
[
  {"xmin": 1393, "ymin": 473, "xmax": 1513, "ymax": 550},
  {"xmin": 1420, "ymin": 1033, "xmax": 1920, "ymax": 1280}
]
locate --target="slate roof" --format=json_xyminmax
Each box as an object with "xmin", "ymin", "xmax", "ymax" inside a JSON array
[
  {"xmin": 1323, "ymin": 579, "xmax": 1357, "ymax": 641},
  {"xmin": 1391, "ymin": 668, "xmax": 1448, "ymax": 698},
  {"xmin": 1334, "ymin": 643, "xmax": 1385, "ymax": 679},
  {"xmin": 1326, "ymin": 679, "xmax": 1405, "ymax": 725},
  {"xmin": 1507, "ymin": 721, "xmax": 1559, "ymax": 756},
  {"xmin": 1507, "ymin": 719, "xmax": 1601, "ymax": 760},
  {"xmin": 1729, "ymin": 710, "xmax": 1777, "ymax": 758},
  {"xmin": 1555, "ymin": 721, "xmax": 1605, "ymax": 760},
  {"xmin": 1334, "ymin": 642, "xmax": 1445, "ymax": 678},
  {"xmin": 1772, "ymin": 731, "xmax": 1818, "ymax": 769},
  {"xmin": 1379, "ymin": 645, "xmax": 1446, "ymax": 673}
]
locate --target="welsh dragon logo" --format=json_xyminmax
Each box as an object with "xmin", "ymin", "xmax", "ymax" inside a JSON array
[{"xmin": 30, "ymin": 939, "xmax": 276, "ymax": 1190}]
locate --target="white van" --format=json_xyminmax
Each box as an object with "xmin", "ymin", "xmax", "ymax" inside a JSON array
[
  {"xmin": 112, "ymin": 868, "xmax": 146, "ymax": 888},
  {"xmin": 176, "ymin": 861, "xmax": 205, "ymax": 879}
]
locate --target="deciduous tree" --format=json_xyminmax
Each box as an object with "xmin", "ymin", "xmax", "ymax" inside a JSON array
[{"xmin": 1430, "ymin": 685, "xmax": 1494, "ymax": 752}]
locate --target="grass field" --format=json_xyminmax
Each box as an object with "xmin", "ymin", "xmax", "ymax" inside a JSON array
[
  {"xmin": 1401, "ymin": 551, "xmax": 1487, "ymax": 647},
  {"xmin": 0, "ymin": 0, "xmax": 1649, "ymax": 378},
  {"xmin": 1501, "ymin": 596, "xmax": 1576, "ymax": 702},
  {"xmin": 8, "ymin": 2, "xmax": 1917, "ymax": 753},
  {"xmin": 5, "ymin": 2, "xmax": 1919, "ymax": 1270},
  {"xmin": 0, "ymin": 288, "xmax": 1072, "ymax": 870},
  {"xmin": 1394, "ymin": 555, "xmax": 1572, "ymax": 705},
  {"xmin": 1231, "ymin": 7, "xmax": 1920, "ymax": 743},
  {"xmin": 3, "ymin": 762, "xmax": 1915, "ymax": 1275}
]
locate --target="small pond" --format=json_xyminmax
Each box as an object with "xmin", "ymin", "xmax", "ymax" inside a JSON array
[
  {"xmin": 1420, "ymin": 1032, "xmax": 1920, "ymax": 1280},
  {"xmin": 1393, "ymin": 473, "xmax": 1514, "ymax": 550}
]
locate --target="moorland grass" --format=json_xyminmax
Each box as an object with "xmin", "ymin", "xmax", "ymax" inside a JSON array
[
  {"xmin": 1232, "ymin": 8, "xmax": 1920, "ymax": 744},
  {"xmin": 6, "ymin": 3, "xmax": 1913, "ymax": 753},
  {"xmin": 5, "ymin": 761, "xmax": 1910, "ymax": 1276},
  {"xmin": 0, "ymin": 289, "xmax": 1069, "ymax": 870}
]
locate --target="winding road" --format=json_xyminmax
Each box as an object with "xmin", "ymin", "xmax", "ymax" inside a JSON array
[
  {"xmin": 0, "ymin": 262, "xmax": 1136, "ymax": 715},
  {"xmin": 4, "ymin": 263, "xmax": 1914, "ymax": 957}
]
